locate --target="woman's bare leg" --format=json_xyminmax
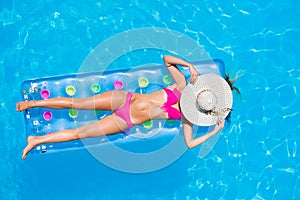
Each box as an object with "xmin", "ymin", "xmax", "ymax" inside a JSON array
[
  {"xmin": 22, "ymin": 114, "xmax": 128, "ymax": 159},
  {"xmin": 16, "ymin": 90, "xmax": 127, "ymax": 112}
]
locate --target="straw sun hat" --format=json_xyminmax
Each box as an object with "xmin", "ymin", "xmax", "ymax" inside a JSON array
[{"xmin": 180, "ymin": 74, "xmax": 233, "ymax": 126}]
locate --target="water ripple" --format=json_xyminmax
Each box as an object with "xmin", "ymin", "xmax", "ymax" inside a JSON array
[{"xmin": 1, "ymin": 0, "xmax": 300, "ymax": 199}]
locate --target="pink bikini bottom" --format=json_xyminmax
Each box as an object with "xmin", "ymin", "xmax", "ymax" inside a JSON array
[{"xmin": 114, "ymin": 92, "xmax": 133, "ymax": 128}]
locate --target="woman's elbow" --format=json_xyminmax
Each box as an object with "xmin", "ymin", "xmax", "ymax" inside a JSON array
[
  {"xmin": 163, "ymin": 55, "xmax": 172, "ymax": 66},
  {"xmin": 163, "ymin": 55, "xmax": 170, "ymax": 61},
  {"xmin": 186, "ymin": 142, "xmax": 196, "ymax": 149}
]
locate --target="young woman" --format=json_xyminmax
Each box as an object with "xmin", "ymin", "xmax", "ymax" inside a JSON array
[{"xmin": 17, "ymin": 55, "xmax": 235, "ymax": 159}]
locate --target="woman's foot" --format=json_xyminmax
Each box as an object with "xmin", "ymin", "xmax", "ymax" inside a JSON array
[
  {"xmin": 16, "ymin": 100, "xmax": 35, "ymax": 112},
  {"xmin": 22, "ymin": 136, "xmax": 38, "ymax": 160}
]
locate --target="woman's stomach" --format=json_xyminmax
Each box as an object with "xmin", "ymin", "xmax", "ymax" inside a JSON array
[{"xmin": 130, "ymin": 93, "xmax": 168, "ymax": 125}]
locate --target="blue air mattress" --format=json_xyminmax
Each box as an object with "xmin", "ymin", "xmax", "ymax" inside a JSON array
[{"xmin": 20, "ymin": 59, "xmax": 226, "ymax": 155}]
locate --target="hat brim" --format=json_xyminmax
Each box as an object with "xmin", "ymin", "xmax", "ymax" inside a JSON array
[{"xmin": 180, "ymin": 74, "xmax": 233, "ymax": 126}]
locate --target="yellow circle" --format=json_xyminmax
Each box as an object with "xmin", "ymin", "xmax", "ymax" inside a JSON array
[{"xmin": 66, "ymin": 86, "xmax": 76, "ymax": 96}]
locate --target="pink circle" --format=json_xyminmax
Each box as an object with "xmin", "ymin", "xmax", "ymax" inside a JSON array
[
  {"xmin": 43, "ymin": 111, "xmax": 53, "ymax": 121},
  {"xmin": 40, "ymin": 89, "xmax": 50, "ymax": 99},
  {"xmin": 113, "ymin": 80, "xmax": 124, "ymax": 90}
]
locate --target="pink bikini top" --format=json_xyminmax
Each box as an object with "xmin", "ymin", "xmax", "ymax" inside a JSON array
[{"xmin": 161, "ymin": 88, "xmax": 182, "ymax": 120}]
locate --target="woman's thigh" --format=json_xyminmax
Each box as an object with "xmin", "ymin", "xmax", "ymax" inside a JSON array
[{"xmin": 74, "ymin": 90, "xmax": 128, "ymax": 111}]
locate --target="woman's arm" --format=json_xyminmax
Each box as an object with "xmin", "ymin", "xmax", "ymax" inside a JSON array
[
  {"xmin": 163, "ymin": 55, "xmax": 198, "ymax": 90},
  {"xmin": 182, "ymin": 117, "xmax": 225, "ymax": 149}
]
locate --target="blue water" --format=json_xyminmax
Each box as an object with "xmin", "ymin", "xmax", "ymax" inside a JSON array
[{"xmin": 1, "ymin": 0, "xmax": 300, "ymax": 199}]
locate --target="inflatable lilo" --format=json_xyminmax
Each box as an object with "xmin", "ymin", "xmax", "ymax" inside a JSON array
[{"xmin": 17, "ymin": 56, "xmax": 236, "ymax": 160}]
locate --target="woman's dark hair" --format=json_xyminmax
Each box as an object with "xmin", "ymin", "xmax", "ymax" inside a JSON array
[
  {"xmin": 225, "ymin": 73, "xmax": 241, "ymax": 97},
  {"xmin": 224, "ymin": 73, "xmax": 241, "ymax": 121}
]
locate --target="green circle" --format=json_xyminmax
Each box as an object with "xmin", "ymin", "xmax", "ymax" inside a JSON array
[
  {"xmin": 163, "ymin": 75, "xmax": 172, "ymax": 85},
  {"xmin": 94, "ymin": 110, "xmax": 101, "ymax": 115},
  {"xmin": 138, "ymin": 77, "xmax": 149, "ymax": 88},
  {"xmin": 68, "ymin": 109, "xmax": 78, "ymax": 118},
  {"xmin": 143, "ymin": 120, "xmax": 153, "ymax": 129},
  {"xmin": 66, "ymin": 86, "xmax": 76, "ymax": 96},
  {"xmin": 90, "ymin": 83, "xmax": 101, "ymax": 93},
  {"xmin": 167, "ymin": 120, "xmax": 176, "ymax": 125}
]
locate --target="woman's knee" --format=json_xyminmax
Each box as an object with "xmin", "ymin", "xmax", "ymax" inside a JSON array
[
  {"xmin": 72, "ymin": 98, "xmax": 88, "ymax": 110},
  {"xmin": 76, "ymin": 124, "xmax": 103, "ymax": 138},
  {"xmin": 69, "ymin": 129, "xmax": 81, "ymax": 140}
]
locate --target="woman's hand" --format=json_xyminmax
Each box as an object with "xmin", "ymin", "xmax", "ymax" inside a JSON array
[
  {"xmin": 214, "ymin": 117, "xmax": 225, "ymax": 132},
  {"xmin": 189, "ymin": 64, "xmax": 198, "ymax": 84}
]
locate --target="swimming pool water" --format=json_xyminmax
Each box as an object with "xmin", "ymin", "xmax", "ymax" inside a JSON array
[{"xmin": 1, "ymin": 0, "xmax": 300, "ymax": 199}]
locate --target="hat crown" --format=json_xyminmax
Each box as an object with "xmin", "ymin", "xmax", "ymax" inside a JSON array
[{"xmin": 196, "ymin": 90, "xmax": 217, "ymax": 111}]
